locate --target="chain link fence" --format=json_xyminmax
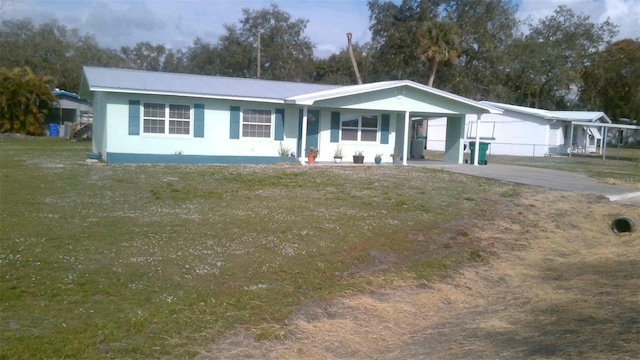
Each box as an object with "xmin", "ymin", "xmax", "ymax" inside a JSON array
[{"xmin": 425, "ymin": 139, "xmax": 640, "ymax": 162}]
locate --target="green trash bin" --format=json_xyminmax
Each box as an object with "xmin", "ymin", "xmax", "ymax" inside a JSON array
[{"xmin": 469, "ymin": 142, "xmax": 489, "ymax": 165}]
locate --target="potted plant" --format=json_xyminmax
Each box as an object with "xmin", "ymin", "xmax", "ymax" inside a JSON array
[
  {"xmin": 374, "ymin": 153, "xmax": 382, "ymax": 164},
  {"xmin": 334, "ymin": 145, "xmax": 343, "ymax": 164},
  {"xmin": 353, "ymin": 150, "xmax": 364, "ymax": 164},
  {"xmin": 390, "ymin": 148, "xmax": 402, "ymax": 164},
  {"xmin": 307, "ymin": 146, "xmax": 319, "ymax": 165}
]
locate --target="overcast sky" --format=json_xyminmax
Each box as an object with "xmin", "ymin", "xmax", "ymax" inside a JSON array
[{"xmin": 1, "ymin": 0, "xmax": 638, "ymax": 58}]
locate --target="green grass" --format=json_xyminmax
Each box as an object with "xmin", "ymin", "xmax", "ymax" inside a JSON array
[{"xmin": 1, "ymin": 138, "xmax": 511, "ymax": 359}]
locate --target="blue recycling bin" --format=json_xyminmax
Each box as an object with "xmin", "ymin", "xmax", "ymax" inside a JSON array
[{"xmin": 48, "ymin": 123, "xmax": 59, "ymax": 137}]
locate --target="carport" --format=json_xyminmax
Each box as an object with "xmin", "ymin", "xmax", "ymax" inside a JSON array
[
  {"xmin": 570, "ymin": 121, "xmax": 640, "ymax": 159},
  {"xmin": 286, "ymin": 80, "xmax": 502, "ymax": 165}
]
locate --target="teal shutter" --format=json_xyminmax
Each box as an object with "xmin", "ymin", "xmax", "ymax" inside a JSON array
[
  {"xmin": 381, "ymin": 113, "xmax": 390, "ymax": 144},
  {"xmin": 229, "ymin": 106, "xmax": 240, "ymax": 139},
  {"xmin": 330, "ymin": 111, "xmax": 340, "ymax": 143},
  {"xmin": 274, "ymin": 108, "xmax": 285, "ymax": 140},
  {"xmin": 128, "ymin": 100, "xmax": 140, "ymax": 135},
  {"xmin": 194, "ymin": 104, "xmax": 204, "ymax": 138}
]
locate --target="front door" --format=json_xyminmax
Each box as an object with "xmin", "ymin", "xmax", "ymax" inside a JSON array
[{"xmin": 298, "ymin": 109, "xmax": 320, "ymax": 156}]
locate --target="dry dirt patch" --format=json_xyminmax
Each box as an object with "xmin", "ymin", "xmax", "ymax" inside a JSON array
[{"xmin": 198, "ymin": 189, "xmax": 640, "ymax": 359}]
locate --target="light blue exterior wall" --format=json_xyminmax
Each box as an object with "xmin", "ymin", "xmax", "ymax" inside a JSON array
[
  {"xmin": 96, "ymin": 92, "xmax": 403, "ymax": 164},
  {"xmin": 313, "ymin": 87, "xmax": 483, "ymax": 115},
  {"xmin": 444, "ymin": 116, "xmax": 465, "ymax": 164},
  {"xmin": 100, "ymin": 92, "xmax": 300, "ymax": 164},
  {"xmin": 315, "ymin": 109, "xmax": 399, "ymax": 163},
  {"xmin": 91, "ymin": 91, "xmax": 107, "ymax": 156}
]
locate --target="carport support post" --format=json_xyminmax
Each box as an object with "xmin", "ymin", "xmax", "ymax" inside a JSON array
[
  {"xmin": 568, "ymin": 122, "xmax": 574, "ymax": 158},
  {"xmin": 599, "ymin": 125, "xmax": 604, "ymax": 155},
  {"xmin": 444, "ymin": 116, "xmax": 465, "ymax": 164},
  {"xmin": 602, "ymin": 127, "xmax": 608, "ymax": 160},
  {"xmin": 474, "ymin": 114, "xmax": 481, "ymax": 166},
  {"xmin": 300, "ymin": 106, "xmax": 308, "ymax": 164},
  {"xmin": 402, "ymin": 111, "xmax": 410, "ymax": 165}
]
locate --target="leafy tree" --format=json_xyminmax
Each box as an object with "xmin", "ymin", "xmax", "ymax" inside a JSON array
[
  {"xmin": 216, "ymin": 25, "xmax": 255, "ymax": 78},
  {"xmin": 0, "ymin": 66, "xmax": 57, "ymax": 135},
  {"xmin": 417, "ymin": 20, "xmax": 460, "ymax": 87},
  {"xmin": 161, "ymin": 49, "xmax": 186, "ymax": 73},
  {"xmin": 121, "ymin": 42, "xmax": 167, "ymax": 72},
  {"xmin": 184, "ymin": 38, "xmax": 222, "ymax": 75},
  {"xmin": 119, "ymin": 42, "xmax": 185, "ymax": 73},
  {"xmin": 440, "ymin": 0, "xmax": 519, "ymax": 101},
  {"xmin": 0, "ymin": 19, "xmax": 124, "ymax": 92},
  {"xmin": 504, "ymin": 6, "xmax": 618, "ymax": 109},
  {"xmin": 582, "ymin": 39, "xmax": 640, "ymax": 121},
  {"xmin": 368, "ymin": 0, "xmax": 442, "ymax": 82},
  {"xmin": 367, "ymin": 0, "xmax": 518, "ymax": 94},
  {"xmin": 312, "ymin": 42, "xmax": 371, "ymax": 85},
  {"xmin": 217, "ymin": 4, "xmax": 315, "ymax": 81}
]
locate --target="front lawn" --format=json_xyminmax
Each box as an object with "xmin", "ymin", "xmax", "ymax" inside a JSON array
[{"xmin": 0, "ymin": 138, "xmax": 512, "ymax": 359}]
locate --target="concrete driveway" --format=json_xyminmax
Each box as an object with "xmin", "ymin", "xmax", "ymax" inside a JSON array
[{"xmin": 410, "ymin": 161, "xmax": 640, "ymax": 205}]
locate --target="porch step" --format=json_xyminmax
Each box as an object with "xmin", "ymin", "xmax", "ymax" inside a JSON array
[{"xmin": 72, "ymin": 123, "xmax": 92, "ymax": 140}]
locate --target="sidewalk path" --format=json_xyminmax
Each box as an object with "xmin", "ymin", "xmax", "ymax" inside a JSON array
[{"xmin": 409, "ymin": 161, "xmax": 640, "ymax": 205}]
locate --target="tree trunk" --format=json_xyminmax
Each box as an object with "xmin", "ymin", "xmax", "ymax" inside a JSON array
[{"xmin": 428, "ymin": 62, "xmax": 438, "ymax": 87}]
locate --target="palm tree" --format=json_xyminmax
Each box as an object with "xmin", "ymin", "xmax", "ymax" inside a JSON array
[
  {"xmin": 417, "ymin": 20, "xmax": 461, "ymax": 87},
  {"xmin": 0, "ymin": 67, "xmax": 57, "ymax": 135}
]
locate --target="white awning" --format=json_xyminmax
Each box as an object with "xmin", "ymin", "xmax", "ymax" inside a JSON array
[{"xmin": 587, "ymin": 127, "xmax": 602, "ymax": 139}]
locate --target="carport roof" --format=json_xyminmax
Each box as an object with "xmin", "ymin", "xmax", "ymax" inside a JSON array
[{"xmin": 482, "ymin": 101, "xmax": 611, "ymax": 123}]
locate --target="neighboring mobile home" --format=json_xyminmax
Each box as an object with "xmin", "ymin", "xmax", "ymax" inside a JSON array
[
  {"xmin": 47, "ymin": 90, "xmax": 93, "ymax": 138},
  {"xmin": 49, "ymin": 90, "xmax": 93, "ymax": 122},
  {"xmin": 79, "ymin": 67, "xmax": 500, "ymax": 165},
  {"xmin": 424, "ymin": 102, "xmax": 612, "ymax": 157}
]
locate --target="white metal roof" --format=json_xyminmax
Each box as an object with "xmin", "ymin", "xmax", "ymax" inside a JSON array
[
  {"xmin": 81, "ymin": 67, "xmax": 501, "ymax": 114},
  {"xmin": 482, "ymin": 101, "xmax": 611, "ymax": 123},
  {"xmin": 547, "ymin": 111, "xmax": 611, "ymax": 123},
  {"xmin": 81, "ymin": 67, "xmax": 340, "ymax": 102},
  {"xmin": 572, "ymin": 121, "xmax": 640, "ymax": 130}
]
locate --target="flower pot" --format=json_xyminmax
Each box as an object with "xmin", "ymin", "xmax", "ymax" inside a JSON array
[
  {"xmin": 308, "ymin": 154, "xmax": 316, "ymax": 164},
  {"xmin": 333, "ymin": 157, "xmax": 342, "ymax": 164},
  {"xmin": 353, "ymin": 155, "xmax": 364, "ymax": 164},
  {"xmin": 392, "ymin": 156, "xmax": 401, "ymax": 165},
  {"xmin": 374, "ymin": 157, "xmax": 382, "ymax": 164}
]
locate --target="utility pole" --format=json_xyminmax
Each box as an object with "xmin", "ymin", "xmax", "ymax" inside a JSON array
[
  {"xmin": 257, "ymin": 31, "xmax": 261, "ymax": 79},
  {"xmin": 347, "ymin": 33, "xmax": 362, "ymax": 85}
]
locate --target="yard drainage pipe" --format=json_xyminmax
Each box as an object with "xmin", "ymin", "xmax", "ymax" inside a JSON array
[{"xmin": 611, "ymin": 217, "xmax": 635, "ymax": 234}]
